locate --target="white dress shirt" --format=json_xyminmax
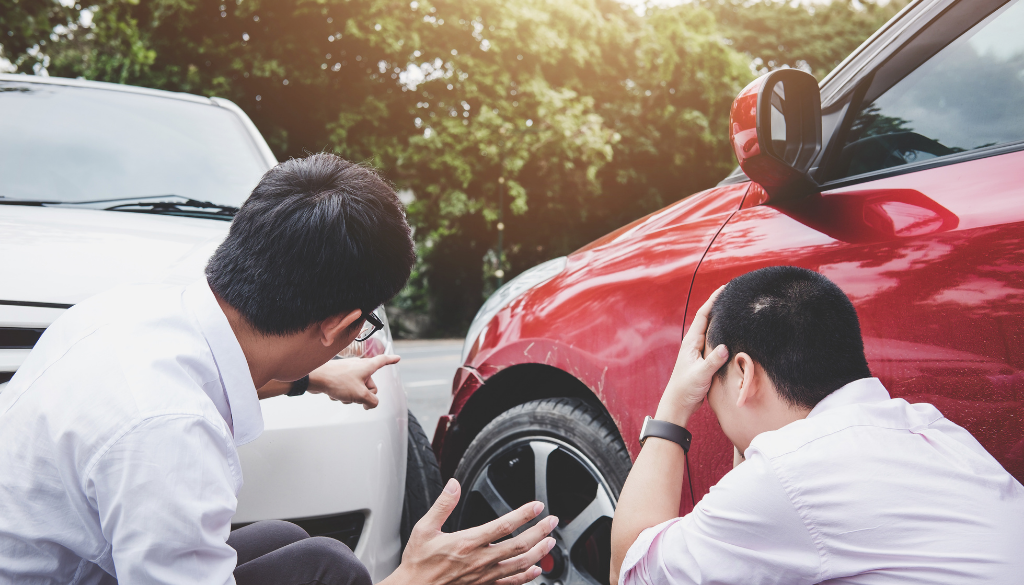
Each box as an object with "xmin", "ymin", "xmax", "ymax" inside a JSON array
[
  {"xmin": 0, "ymin": 280, "xmax": 262, "ymax": 585},
  {"xmin": 620, "ymin": 377, "xmax": 1024, "ymax": 585}
]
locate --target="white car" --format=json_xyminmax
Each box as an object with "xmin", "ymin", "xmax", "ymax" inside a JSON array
[{"xmin": 0, "ymin": 74, "xmax": 440, "ymax": 582}]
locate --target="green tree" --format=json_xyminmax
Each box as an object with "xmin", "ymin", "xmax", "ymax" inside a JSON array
[
  {"xmin": 1, "ymin": 0, "xmax": 80, "ymax": 72},
  {"xmin": 22, "ymin": 0, "xmax": 751, "ymax": 335},
  {"xmin": 9, "ymin": 0, "xmax": 909, "ymax": 335},
  {"xmin": 701, "ymin": 0, "xmax": 909, "ymax": 79}
]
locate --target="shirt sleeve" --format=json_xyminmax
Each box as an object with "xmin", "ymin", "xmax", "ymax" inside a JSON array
[
  {"xmin": 620, "ymin": 452, "xmax": 822, "ymax": 585},
  {"xmin": 87, "ymin": 414, "xmax": 240, "ymax": 585}
]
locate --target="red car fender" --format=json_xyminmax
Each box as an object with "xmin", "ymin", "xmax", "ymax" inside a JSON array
[{"xmin": 437, "ymin": 183, "xmax": 755, "ymax": 472}]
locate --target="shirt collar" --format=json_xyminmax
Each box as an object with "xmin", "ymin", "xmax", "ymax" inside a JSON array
[
  {"xmin": 807, "ymin": 377, "xmax": 891, "ymax": 418},
  {"xmin": 183, "ymin": 279, "xmax": 264, "ymax": 446}
]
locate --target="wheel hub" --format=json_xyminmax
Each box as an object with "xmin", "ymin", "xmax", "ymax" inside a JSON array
[
  {"xmin": 459, "ymin": 436, "xmax": 617, "ymax": 585},
  {"xmin": 540, "ymin": 544, "xmax": 564, "ymax": 576}
]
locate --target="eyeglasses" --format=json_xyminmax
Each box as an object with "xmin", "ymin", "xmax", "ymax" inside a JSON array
[{"xmin": 355, "ymin": 308, "xmax": 384, "ymax": 342}]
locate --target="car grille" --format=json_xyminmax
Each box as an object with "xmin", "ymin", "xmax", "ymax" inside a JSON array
[
  {"xmin": 0, "ymin": 327, "xmax": 45, "ymax": 349},
  {"xmin": 232, "ymin": 511, "xmax": 365, "ymax": 552}
]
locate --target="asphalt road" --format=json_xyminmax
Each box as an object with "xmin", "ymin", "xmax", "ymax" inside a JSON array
[{"xmin": 392, "ymin": 339, "xmax": 464, "ymax": 439}]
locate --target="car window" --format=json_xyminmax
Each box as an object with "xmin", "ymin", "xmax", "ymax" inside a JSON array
[
  {"xmin": 831, "ymin": 0, "xmax": 1024, "ymax": 180},
  {"xmin": 0, "ymin": 82, "xmax": 268, "ymax": 206}
]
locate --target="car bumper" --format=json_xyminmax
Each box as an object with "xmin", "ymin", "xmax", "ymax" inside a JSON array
[{"xmin": 234, "ymin": 362, "xmax": 407, "ymax": 583}]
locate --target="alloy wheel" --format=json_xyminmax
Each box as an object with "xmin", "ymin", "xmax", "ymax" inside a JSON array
[{"xmin": 458, "ymin": 436, "xmax": 617, "ymax": 585}]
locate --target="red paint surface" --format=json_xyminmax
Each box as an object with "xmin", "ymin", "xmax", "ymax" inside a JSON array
[
  {"xmin": 440, "ymin": 144, "xmax": 1024, "ymax": 512},
  {"xmin": 685, "ymin": 151, "xmax": 1024, "ymax": 498},
  {"xmin": 729, "ymin": 77, "xmax": 761, "ymax": 169}
]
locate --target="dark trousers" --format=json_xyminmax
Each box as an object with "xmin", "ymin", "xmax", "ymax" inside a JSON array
[{"xmin": 228, "ymin": 520, "xmax": 372, "ymax": 585}]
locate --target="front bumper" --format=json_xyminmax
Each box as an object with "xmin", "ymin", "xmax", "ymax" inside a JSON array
[{"xmin": 234, "ymin": 362, "xmax": 407, "ymax": 583}]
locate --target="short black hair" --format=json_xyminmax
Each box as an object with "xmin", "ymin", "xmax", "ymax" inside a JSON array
[
  {"xmin": 206, "ymin": 153, "xmax": 415, "ymax": 335},
  {"xmin": 706, "ymin": 266, "xmax": 871, "ymax": 409}
]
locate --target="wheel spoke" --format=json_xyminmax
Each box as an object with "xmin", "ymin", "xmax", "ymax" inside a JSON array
[
  {"xmin": 530, "ymin": 441, "xmax": 557, "ymax": 508},
  {"xmin": 467, "ymin": 435, "xmax": 619, "ymax": 585},
  {"xmin": 559, "ymin": 488, "xmax": 614, "ymax": 549},
  {"xmin": 472, "ymin": 466, "xmax": 514, "ymax": 517}
]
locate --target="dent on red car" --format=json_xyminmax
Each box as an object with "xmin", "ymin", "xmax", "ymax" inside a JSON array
[{"xmin": 445, "ymin": 182, "xmax": 752, "ymax": 506}]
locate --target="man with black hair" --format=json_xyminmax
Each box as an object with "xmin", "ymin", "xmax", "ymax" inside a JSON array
[
  {"xmin": 610, "ymin": 266, "xmax": 1024, "ymax": 585},
  {"xmin": 0, "ymin": 154, "xmax": 556, "ymax": 585}
]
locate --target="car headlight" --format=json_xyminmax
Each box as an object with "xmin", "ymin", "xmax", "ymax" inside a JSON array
[
  {"xmin": 461, "ymin": 256, "xmax": 568, "ymax": 363},
  {"xmin": 337, "ymin": 307, "xmax": 392, "ymax": 359}
]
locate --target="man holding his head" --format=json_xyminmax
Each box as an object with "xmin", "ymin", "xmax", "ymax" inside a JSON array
[
  {"xmin": 0, "ymin": 154, "xmax": 556, "ymax": 585},
  {"xmin": 610, "ymin": 266, "xmax": 1024, "ymax": 585}
]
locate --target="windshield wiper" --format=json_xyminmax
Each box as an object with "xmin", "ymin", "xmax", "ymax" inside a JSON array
[
  {"xmin": 0, "ymin": 197, "xmax": 62, "ymax": 206},
  {"xmin": 104, "ymin": 198, "xmax": 239, "ymax": 216},
  {"xmin": 0, "ymin": 195, "xmax": 239, "ymax": 218}
]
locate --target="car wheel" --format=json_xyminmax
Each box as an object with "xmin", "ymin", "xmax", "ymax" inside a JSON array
[
  {"xmin": 401, "ymin": 410, "xmax": 443, "ymax": 549},
  {"xmin": 453, "ymin": 398, "xmax": 632, "ymax": 585}
]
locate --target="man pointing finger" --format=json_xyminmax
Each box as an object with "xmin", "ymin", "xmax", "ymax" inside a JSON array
[{"xmin": 0, "ymin": 154, "xmax": 555, "ymax": 585}]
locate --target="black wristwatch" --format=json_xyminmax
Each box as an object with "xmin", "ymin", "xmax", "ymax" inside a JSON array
[
  {"xmin": 639, "ymin": 416, "xmax": 692, "ymax": 452},
  {"xmin": 287, "ymin": 375, "xmax": 310, "ymax": 397}
]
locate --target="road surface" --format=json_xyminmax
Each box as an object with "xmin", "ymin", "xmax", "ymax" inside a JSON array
[{"xmin": 392, "ymin": 339, "xmax": 463, "ymax": 439}]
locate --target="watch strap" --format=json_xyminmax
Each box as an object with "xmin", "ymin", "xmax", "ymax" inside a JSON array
[
  {"xmin": 287, "ymin": 375, "xmax": 310, "ymax": 397},
  {"xmin": 640, "ymin": 416, "xmax": 692, "ymax": 452}
]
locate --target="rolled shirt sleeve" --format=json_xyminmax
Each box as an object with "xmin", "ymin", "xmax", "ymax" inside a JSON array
[
  {"xmin": 88, "ymin": 414, "xmax": 241, "ymax": 584},
  {"xmin": 620, "ymin": 452, "xmax": 822, "ymax": 585}
]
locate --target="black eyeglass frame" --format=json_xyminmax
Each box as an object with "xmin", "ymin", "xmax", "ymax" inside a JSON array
[{"xmin": 355, "ymin": 309, "xmax": 384, "ymax": 342}]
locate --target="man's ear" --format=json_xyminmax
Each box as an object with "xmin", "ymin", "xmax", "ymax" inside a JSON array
[
  {"xmin": 319, "ymin": 309, "xmax": 364, "ymax": 347},
  {"xmin": 734, "ymin": 352, "xmax": 759, "ymax": 408}
]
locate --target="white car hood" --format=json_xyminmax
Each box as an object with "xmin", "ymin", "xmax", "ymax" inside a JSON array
[{"xmin": 0, "ymin": 205, "xmax": 228, "ymax": 306}]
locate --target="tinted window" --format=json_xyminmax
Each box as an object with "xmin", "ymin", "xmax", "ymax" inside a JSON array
[
  {"xmin": 0, "ymin": 82, "xmax": 269, "ymax": 206},
  {"xmin": 832, "ymin": 0, "xmax": 1024, "ymax": 179}
]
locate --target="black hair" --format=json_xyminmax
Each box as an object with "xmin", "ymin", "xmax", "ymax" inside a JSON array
[
  {"xmin": 706, "ymin": 266, "xmax": 871, "ymax": 409},
  {"xmin": 206, "ymin": 153, "xmax": 415, "ymax": 335}
]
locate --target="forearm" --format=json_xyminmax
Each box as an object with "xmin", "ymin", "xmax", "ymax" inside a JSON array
[
  {"xmin": 610, "ymin": 287, "xmax": 727, "ymax": 584},
  {"xmin": 609, "ymin": 421, "xmax": 689, "ymax": 584},
  {"xmin": 256, "ymin": 365, "xmax": 336, "ymax": 400}
]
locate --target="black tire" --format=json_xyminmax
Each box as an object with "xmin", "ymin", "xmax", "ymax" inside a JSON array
[
  {"xmin": 452, "ymin": 398, "xmax": 632, "ymax": 585},
  {"xmin": 401, "ymin": 410, "xmax": 444, "ymax": 549}
]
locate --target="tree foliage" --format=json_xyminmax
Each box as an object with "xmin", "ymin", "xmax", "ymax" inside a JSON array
[
  {"xmin": 700, "ymin": 0, "xmax": 910, "ymax": 79},
  {"xmin": 2, "ymin": 0, "xmax": 902, "ymax": 335},
  {"xmin": 0, "ymin": 0, "xmax": 79, "ymax": 71}
]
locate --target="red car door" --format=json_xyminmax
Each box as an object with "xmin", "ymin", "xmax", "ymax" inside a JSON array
[{"xmin": 684, "ymin": 0, "xmax": 1024, "ymax": 499}]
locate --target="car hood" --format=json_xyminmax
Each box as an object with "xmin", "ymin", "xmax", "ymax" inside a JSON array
[{"xmin": 0, "ymin": 206, "xmax": 228, "ymax": 306}]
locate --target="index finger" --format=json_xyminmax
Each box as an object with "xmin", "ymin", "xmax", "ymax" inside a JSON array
[
  {"xmin": 369, "ymin": 354, "xmax": 401, "ymax": 368},
  {"xmin": 464, "ymin": 501, "xmax": 544, "ymax": 546},
  {"xmin": 357, "ymin": 354, "xmax": 400, "ymax": 377},
  {"xmin": 683, "ymin": 285, "xmax": 725, "ymax": 351}
]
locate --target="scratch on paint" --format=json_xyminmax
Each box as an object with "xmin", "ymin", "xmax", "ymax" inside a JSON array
[
  {"xmin": 524, "ymin": 342, "xmax": 535, "ymax": 358},
  {"xmin": 544, "ymin": 351, "xmax": 552, "ymax": 364},
  {"xmin": 598, "ymin": 367, "xmax": 608, "ymax": 394}
]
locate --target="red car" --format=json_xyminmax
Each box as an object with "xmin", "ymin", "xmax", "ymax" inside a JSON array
[{"xmin": 434, "ymin": 0, "xmax": 1024, "ymax": 583}]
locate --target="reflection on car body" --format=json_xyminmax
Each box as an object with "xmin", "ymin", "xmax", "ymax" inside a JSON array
[{"xmin": 434, "ymin": 2, "xmax": 1024, "ymax": 584}]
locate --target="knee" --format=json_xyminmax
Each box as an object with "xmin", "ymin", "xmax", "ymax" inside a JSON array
[
  {"xmin": 298, "ymin": 537, "xmax": 371, "ymax": 585},
  {"xmin": 258, "ymin": 520, "xmax": 310, "ymax": 544}
]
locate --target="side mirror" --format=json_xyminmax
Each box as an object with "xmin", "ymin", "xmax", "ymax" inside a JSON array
[{"xmin": 729, "ymin": 69, "xmax": 822, "ymax": 202}]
